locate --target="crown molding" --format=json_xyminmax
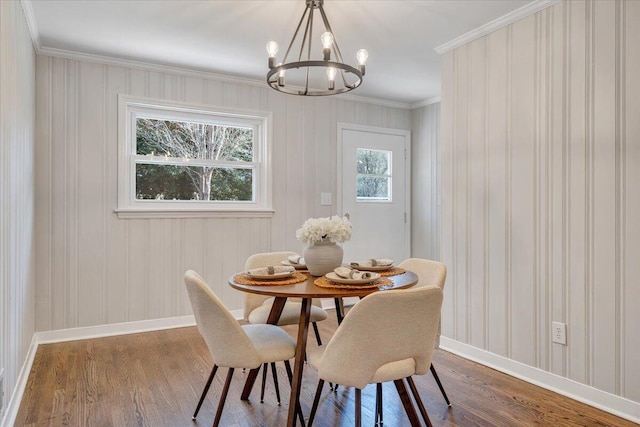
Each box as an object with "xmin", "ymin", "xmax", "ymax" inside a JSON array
[
  {"xmin": 410, "ymin": 96, "xmax": 441, "ymax": 110},
  {"xmin": 36, "ymin": 45, "xmax": 411, "ymax": 109},
  {"xmin": 20, "ymin": 0, "xmax": 41, "ymax": 51},
  {"xmin": 434, "ymin": 0, "xmax": 560, "ymax": 54}
]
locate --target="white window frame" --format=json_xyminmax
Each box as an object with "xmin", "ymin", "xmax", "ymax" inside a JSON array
[{"xmin": 116, "ymin": 95, "xmax": 273, "ymax": 218}]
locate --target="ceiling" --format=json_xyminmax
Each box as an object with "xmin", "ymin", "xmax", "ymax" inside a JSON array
[{"xmin": 27, "ymin": 0, "xmax": 536, "ymax": 105}]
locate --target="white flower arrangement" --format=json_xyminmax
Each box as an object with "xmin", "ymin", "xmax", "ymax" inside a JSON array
[{"xmin": 296, "ymin": 215, "xmax": 352, "ymax": 246}]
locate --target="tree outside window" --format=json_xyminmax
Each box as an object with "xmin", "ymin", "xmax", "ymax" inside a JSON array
[
  {"xmin": 356, "ymin": 148, "xmax": 392, "ymax": 201},
  {"xmin": 135, "ymin": 118, "xmax": 254, "ymax": 202}
]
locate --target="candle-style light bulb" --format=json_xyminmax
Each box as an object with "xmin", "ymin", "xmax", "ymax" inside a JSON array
[
  {"xmin": 326, "ymin": 66, "xmax": 337, "ymax": 90},
  {"xmin": 321, "ymin": 32, "xmax": 334, "ymax": 60},
  {"xmin": 356, "ymin": 49, "xmax": 369, "ymax": 76},
  {"xmin": 277, "ymin": 63, "xmax": 285, "ymax": 87},
  {"xmin": 266, "ymin": 41, "xmax": 279, "ymax": 68}
]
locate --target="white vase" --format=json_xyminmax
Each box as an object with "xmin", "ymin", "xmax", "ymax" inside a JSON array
[{"xmin": 303, "ymin": 241, "xmax": 344, "ymax": 276}]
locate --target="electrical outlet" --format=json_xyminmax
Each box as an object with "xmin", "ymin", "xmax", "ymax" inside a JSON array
[{"xmin": 552, "ymin": 321, "xmax": 567, "ymax": 345}]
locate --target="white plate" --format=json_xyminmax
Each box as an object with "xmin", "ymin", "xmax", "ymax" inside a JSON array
[
  {"xmin": 281, "ymin": 260, "xmax": 307, "ymax": 270},
  {"xmin": 350, "ymin": 263, "xmax": 394, "ymax": 272},
  {"xmin": 246, "ymin": 271, "xmax": 294, "ymax": 280},
  {"xmin": 325, "ymin": 272, "xmax": 381, "ymax": 285}
]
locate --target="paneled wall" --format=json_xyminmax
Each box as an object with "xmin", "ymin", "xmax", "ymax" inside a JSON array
[
  {"xmin": 411, "ymin": 103, "xmax": 440, "ymax": 260},
  {"xmin": 34, "ymin": 56, "xmax": 411, "ymax": 332},
  {"xmin": 0, "ymin": 0, "xmax": 36, "ymax": 417},
  {"xmin": 440, "ymin": 0, "xmax": 640, "ymax": 402}
]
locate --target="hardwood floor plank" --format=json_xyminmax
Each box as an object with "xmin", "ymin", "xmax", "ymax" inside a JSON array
[{"xmin": 14, "ymin": 311, "xmax": 636, "ymax": 427}]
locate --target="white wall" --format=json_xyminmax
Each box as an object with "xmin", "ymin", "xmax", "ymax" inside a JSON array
[
  {"xmin": 0, "ymin": 0, "xmax": 36, "ymax": 417},
  {"xmin": 411, "ymin": 103, "xmax": 440, "ymax": 260},
  {"xmin": 34, "ymin": 56, "xmax": 411, "ymax": 332},
  {"xmin": 441, "ymin": 0, "xmax": 640, "ymax": 404}
]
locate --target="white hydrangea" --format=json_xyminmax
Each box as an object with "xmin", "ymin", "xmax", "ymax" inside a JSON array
[{"xmin": 296, "ymin": 215, "xmax": 352, "ymax": 246}]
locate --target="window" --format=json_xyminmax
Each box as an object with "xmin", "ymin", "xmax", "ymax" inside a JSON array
[
  {"xmin": 356, "ymin": 148, "xmax": 392, "ymax": 201},
  {"xmin": 117, "ymin": 96, "xmax": 272, "ymax": 218}
]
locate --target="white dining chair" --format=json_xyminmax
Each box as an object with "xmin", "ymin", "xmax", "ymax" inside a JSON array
[
  {"xmin": 184, "ymin": 270, "xmax": 297, "ymax": 427},
  {"xmin": 398, "ymin": 258, "xmax": 451, "ymax": 406},
  {"xmin": 243, "ymin": 251, "xmax": 328, "ymax": 346},
  {"xmin": 306, "ymin": 286, "xmax": 443, "ymax": 427}
]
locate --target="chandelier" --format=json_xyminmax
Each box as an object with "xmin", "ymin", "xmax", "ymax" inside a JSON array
[{"xmin": 265, "ymin": 0, "xmax": 368, "ymax": 96}]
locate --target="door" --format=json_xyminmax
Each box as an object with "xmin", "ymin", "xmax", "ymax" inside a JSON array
[{"xmin": 338, "ymin": 123, "xmax": 410, "ymax": 264}]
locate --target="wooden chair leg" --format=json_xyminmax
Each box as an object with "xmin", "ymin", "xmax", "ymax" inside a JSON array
[
  {"xmin": 430, "ymin": 363, "xmax": 451, "ymax": 406},
  {"xmin": 260, "ymin": 363, "xmax": 268, "ymax": 403},
  {"xmin": 212, "ymin": 368, "xmax": 234, "ymax": 427},
  {"xmin": 334, "ymin": 298, "xmax": 344, "ymax": 324},
  {"xmin": 192, "ymin": 364, "xmax": 218, "ymax": 419},
  {"xmin": 375, "ymin": 383, "xmax": 383, "ymax": 426},
  {"xmin": 270, "ymin": 362, "xmax": 281, "ymax": 405},
  {"xmin": 355, "ymin": 388, "xmax": 362, "ymax": 427},
  {"xmin": 308, "ymin": 379, "xmax": 325, "ymax": 427},
  {"xmin": 393, "ymin": 379, "xmax": 421, "ymax": 427},
  {"xmin": 312, "ymin": 322, "xmax": 322, "ymax": 345},
  {"xmin": 406, "ymin": 376, "xmax": 432, "ymax": 427},
  {"xmin": 284, "ymin": 360, "xmax": 307, "ymax": 427}
]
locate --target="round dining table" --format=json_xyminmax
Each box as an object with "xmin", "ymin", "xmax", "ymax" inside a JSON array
[{"xmin": 229, "ymin": 270, "xmax": 419, "ymax": 427}]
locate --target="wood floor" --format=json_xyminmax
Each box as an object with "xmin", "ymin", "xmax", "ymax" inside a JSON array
[{"xmin": 15, "ymin": 311, "xmax": 636, "ymax": 427}]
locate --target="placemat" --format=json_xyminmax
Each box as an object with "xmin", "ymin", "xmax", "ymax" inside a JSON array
[
  {"xmin": 233, "ymin": 272, "xmax": 308, "ymax": 286},
  {"xmin": 378, "ymin": 267, "xmax": 406, "ymax": 277},
  {"xmin": 314, "ymin": 276, "xmax": 393, "ymax": 290}
]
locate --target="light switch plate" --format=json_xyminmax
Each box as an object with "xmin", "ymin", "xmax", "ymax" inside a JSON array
[{"xmin": 320, "ymin": 192, "xmax": 332, "ymax": 206}]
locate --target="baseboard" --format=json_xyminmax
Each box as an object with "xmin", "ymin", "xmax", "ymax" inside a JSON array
[
  {"xmin": 1, "ymin": 334, "xmax": 38, "ymax": 427},
  {"xmin": 35, "ymin": 315, "xmax": 197, "ymax": 344},
  {"xmin": 440, "ymin": 337, "xmax": 640, "ymax": 424}
]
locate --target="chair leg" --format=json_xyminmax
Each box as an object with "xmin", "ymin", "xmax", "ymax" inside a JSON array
[
  {"xmin": 212, "ymin": 368, "xmax": 234, "ymax": 427},
  {"xmin": 260, "ymin": 363, "xmax": 268, "ymax": 403},
  {"xmin": 192, "ymin": 364, "xmax": 218, "ymax": 419},
  {"xmin": 312, "ymin": 322, "xmax": 322, "ymax": 345},
  {"xmin": 284, "ymin": 360, "xmax": 307, "ymax": 427},
  {"xmin": 375, "ymin": 383, "xmax": 383, "ymax": 426},
  {"xmin": 270, "ymin": 362, "xmax": 281, "ymax": 405},
  {"xmin": 334, "ymin": 297, "xmax": 345, "ymax": 324},
  {"xmin": 406, "ymin": 376, "xmax": 432, "ymax": 427},
  {"xmin": 308, "ymin": 379, "xmax": 325, "ymax": 427},
  {"xmin": 393, "ymin": 379, "xmax": 421, "ymax": 427},
  {"xmin": 355, "ymin": 388, "xmax": 362, "ymax": 427},
  {"xmin": 430, "ymin": 363, "xmax": 451, "ymax": 406}
]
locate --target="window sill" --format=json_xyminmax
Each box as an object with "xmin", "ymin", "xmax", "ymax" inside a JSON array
[{"xmin": 115, "ymin": 208, "xmax": 275, "ymax": 219}]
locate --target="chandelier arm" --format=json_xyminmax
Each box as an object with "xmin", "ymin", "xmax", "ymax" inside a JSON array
[
  {"xmin": 339, "ymin": 68, "xmax": 350, "ymax": 89},
  {"xmin": 282, "ymin": 6, "xmax": 309, "ymax": 65},
  {"xmin": 318, "ymin": 5, "xmax": 346, "ymax": 63},
  {"xmin": 304, "ymin": 4, "xmax": 315, "ymax": 94},
  {"xmin": 297, "ymin": 6, "xmax": 312, "ymax": 63}
]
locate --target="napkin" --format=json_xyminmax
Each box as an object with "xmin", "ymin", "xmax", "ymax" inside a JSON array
[
  {"xmin": 333, "ymin": 266, "xmax": 373, "ymax": 280},
  {"xmin": 350, "ymin": 258, "xmax": 394, "ymax": 268},
  {"xmin": 288, "ymin": 255, "xmax": 305, "ymax": 265},
  {"xmin": 247, "ymin": 265, "xmax": 295, "ymax": 276}
]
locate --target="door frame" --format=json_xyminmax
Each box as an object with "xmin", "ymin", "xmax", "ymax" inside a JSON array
[{"xmin": 336, "ymin": 122, "xmax": 412, "ymax": 259}]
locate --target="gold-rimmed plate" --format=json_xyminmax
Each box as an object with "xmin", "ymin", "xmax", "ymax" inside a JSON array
[
  {"xmin": 350, "ymin": 264, "xmax": 394, "ymax": 272},
  {"xmin": 325, "ymin": 272, "xmax": 381, "ymax": 285},
  {"xmin": 281, "ymin": 260, "xmax": 307, "ymax": 270},
  {"xmin": 246, "ymin": 271, "xmax": 294, "ymax": 280}
]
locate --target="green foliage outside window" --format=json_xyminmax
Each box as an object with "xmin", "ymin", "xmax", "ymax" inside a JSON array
[{"xmin": 135, "ymin": 118, "xmax": 254, "ymax": 201}]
